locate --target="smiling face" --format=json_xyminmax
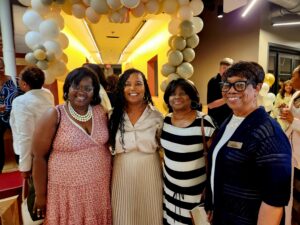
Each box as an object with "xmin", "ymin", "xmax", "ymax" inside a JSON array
[
  {"xmin": 123, "ymin": 73, "xmax": 145, "ymax": 106},
  {"xmin": 169, "ymin": 86, "xmax": 192, "ymax": 112},
  {"xmin": 222, "ymin": 76, "xmax": 260, "ymax": 117},
  {"xmin": 68, "ymin": 77, "xmax": 94, "ymax": 108}
]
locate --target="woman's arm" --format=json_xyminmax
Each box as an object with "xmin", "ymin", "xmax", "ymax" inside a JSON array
[
  {"xmin": 32, "ymin": 107, "xmax": 58, "ymax": 217},
  {"xmin": 257, "ymin": 202, "xmax": 283, "ymax": 225}
]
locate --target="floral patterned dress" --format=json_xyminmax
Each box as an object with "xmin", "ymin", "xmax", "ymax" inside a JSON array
[{"xmin": 45, "ymin": 104, "xmax": 112, "ymax": 225}]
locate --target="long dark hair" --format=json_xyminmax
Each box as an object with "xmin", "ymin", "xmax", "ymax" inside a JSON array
[
  {"xmin": 279, "ymin": 80, "xmax": 295, "ymax": 98},
  {"xmin": 109, "ymin": 68, "xmax": 153, "ymax": 152}
]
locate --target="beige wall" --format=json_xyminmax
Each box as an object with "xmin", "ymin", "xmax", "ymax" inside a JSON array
[
  {"xmin": 191, "ymin": 7, "xmax": 260, "ymax": 105},
  {"xmin": 192, "ymin": 2, "xmax": 300, "ymax": 105}
]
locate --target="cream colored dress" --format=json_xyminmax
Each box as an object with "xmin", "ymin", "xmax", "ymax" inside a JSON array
[{"xmin": 111, "ymin": 104, "xmax": 163, "ymax": 225}]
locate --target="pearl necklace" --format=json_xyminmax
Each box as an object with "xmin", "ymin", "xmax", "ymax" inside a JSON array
[{"xmin": 68, "ymin": 102, "xmax": 92, "ymax": 122}]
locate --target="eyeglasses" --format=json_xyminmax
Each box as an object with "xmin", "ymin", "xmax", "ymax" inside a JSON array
[
  {"xmin": 70, "ymin": 84, "xmax": 94, "ymax": 93},
  {"xmin": 220, "ymin": 80, "xmax": 252, "ymax": 92}
]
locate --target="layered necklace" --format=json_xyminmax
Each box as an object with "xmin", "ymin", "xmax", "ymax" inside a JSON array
[{"xmin": 68, "ymin": 102, "xmax": 92, "ymax": 122}]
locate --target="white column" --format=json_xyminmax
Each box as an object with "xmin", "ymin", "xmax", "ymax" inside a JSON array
[{"xmin": 0, "ymin": 0, "xmax": 17, "ymax": 83}]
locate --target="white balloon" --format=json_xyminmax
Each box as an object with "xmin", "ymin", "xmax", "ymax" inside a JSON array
[
  {"xmin": 259, "ymin": 82, "xmax": 270, "ymax": 97},
  {"xmin": 31, "ymin": 0, "xmax": 51, "ymax": 16},
  {"xmin": 186, "ymin": 34, "xmax": 199, "ymax": 48},
  {"xmin": 131, "ymin": 2, "xmax": 145, "ymax": 17},
  {"xmin": 44, "ymin": 71, "xmax": 56, "ymax": 84},
  {"xmin": 168, "ymin": 50, "xmax": 183, "ymax": 66},
  {"xmin": 18, "ymin": 0, "xmax": 31, "ymax": 7},
  {"xmin": 25, "ymin": 52, "xmax": 38, "ymax": 65},
  {"xmin": 192, "ymin": 16, "xmax": 203, "ymax": 33},
  {"xmin": 46, "ymin": 52, "xmax": 56, "ymax": 62},
  {"xmin": 189, "ymin": 0, "xmax": 204, "ymax": 16},
  {"xmin": 41, "ymin": 0, "xmax": 53, "ymax": 6},
  {"xmin": 160, "ymin": 79, "xmax": 169, "ymax": 92},
  {"xmin": 60, "ymin": 53, "xmax": 69, "ymax": 63},
  {"xmin": 22, "ymin": 10, "xmax": 43, "ymax": 31},
  {"xmin": 171, "ymin": 36, "xmax": 186, "ymax": 50},
  {"xmin": 91, "ymin": 0, "xmax": 109, "ymax": 14},
  {"xmin": 176, "ymin": 62, "xmax": 194, "ymax": 78},
  {"xmin": 266, "ymin": 92, "xmax": 276, "ymax": 103},
  {"xmin": 39, "ymin": 19, "xmax": 60, "ymax": 40},
  {"xmin": 180, "ymin": 20, "xmax": 195, "ymax": 38},
  {"xmin": 167, "ymin": 73, "xmax": 180, "ymax": 82},
  {"xmin": 37, "ymin": 60, "xmax": 49, "ymax": 70},
  {"xmin": 178, "ymin": 0, "xmax": 189, "ymax": 6},
  {"xmin": 168, "ymin": 18, "xmax": 180, "ymax": 35},
  {"xmin": 161, "ymin": 63, "xmax": 176, "ymax": 76},
  {"xmin": 50, "ymin": 60, "xmax": 67, "ymax": 77},
  {"xmin": 25, "ymin": 31, "xmax": 43, "ymax": 49},
  {"xmin": 162, "ymin": 0, "xmax": 178, "ymax": 14},
  {"xmin": 121, "ymin": 0, "xmax": 140, "ymax": 9},
  {"xmin": 145, "ymin": 0, "xmax": 160, "ymax": 14},
  {"xmin": 71, "ymin": 0, "xmax": 81, "ymax": 3},
  {"xmin": 72, "ymin": 3, "xmax": 86, "ymax": 19},
  {"xmin": 57, "ymin": 33, "xmax": 69, "ymax": 49},
  {"xmin": 107, "ymin": 0, "xmax": 122, "ymax": 10},
  {"xmin": 34, "ymin": 49, "xmax": 47, "ymax": 60},
  {"xmin": 86, "ymin": 7, "xmax": 101, "ymax": 23},
  {"xmin": 45, "ymin": 11, "xmax": 64, "ymax": 29},
  {"xmin": 44, "ymin": 40, "xmax": 62, "ymax": 58},
  {"xmin": 178, "ymin": 5, "xmax": 193, "ymax": 21},
  {"xmin": 82, "ymin": 0, "xmax": 91, "ymax": 6},
  {"xmin": 182, "ymin": 48, "xmax": 195, "ymax": 62},
  {"xmin": 109, "ymin": 11, "xmax": 123, "ymax": 23}
]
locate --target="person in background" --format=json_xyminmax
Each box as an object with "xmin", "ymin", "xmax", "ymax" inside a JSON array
[
  {"xmin": 106, "ymin": 74, "xmax": 119, "ymax": 108},
  {"xmin": 206, "ymin": 61, "xmax": 291, "ymax": 225},
  {"xmin": 0, "ymin": 57, "xmax": 17, "ymax": 172},
  {"xmin": 83, "ymin": 63, "xmax": 112, "ymax": 111},
  {"xmin": 109, "ymin": 68, "xmax": 163, "ymax": 225},
  {"xmin": 32, "ymin": 67, "xmax": 112, "ymax": 224},
  {"xmin": 207, "ymin": 57, "xmax": 234, "ymax": 127},
  {"xmin": 271, "ymin": 79, "xmax": 295, "ymax": 131},
  {"xmin": 161, "ymin": 78, "xmax": 216, "ymax": 225},
  {"xmin": 280, "ymin": 65, "xmax": 300, "ymax": 225},
  {"xmin": 10, "ymin": 66, "xmax": 54, "ymax": 180}
]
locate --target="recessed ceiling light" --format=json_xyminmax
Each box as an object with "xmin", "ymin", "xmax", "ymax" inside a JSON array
[
  {"xmin": 272, "ymin": 21, "xmax": 300, "ymax": 26},
  {"xmin": 241, "ymin": 0, "xmax": 258, "ymax": 17}
]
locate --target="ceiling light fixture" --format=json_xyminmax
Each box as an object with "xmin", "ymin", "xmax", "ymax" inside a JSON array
[
  {"xmin": 272, "ymin": 21, "xmax": 300, "ymax": 26},
  {"xmin": 241, "ymin": 0, "xmax": 258, "ymax": 17},
  {"xmin": 217, "ymin": 5, "xmax": 223, "ymax": 18},
  {"xmin": 83, "ymin": 20, "xmax": 104, "ymax": 64}
]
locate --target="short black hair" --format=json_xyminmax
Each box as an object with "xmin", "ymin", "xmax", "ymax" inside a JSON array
[
  {"xmin": 164, "ymin": 78, "xmax": 201, "ymax": 112},
  {"xmin": 222, "ymin": 61, "xmax": 265, "ymax": 87},
  {"xmin": 63, "ymin": 67, "xmax": 101, "ymax": 105},
  {"xmin": 20, "ymin": 66, "xmax": 45, "ymax": 89}
]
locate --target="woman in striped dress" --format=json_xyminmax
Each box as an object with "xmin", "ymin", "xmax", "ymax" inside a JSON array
[{"xmin": 161, "ymin": 79, "xmax": 216, "ymax": 225}]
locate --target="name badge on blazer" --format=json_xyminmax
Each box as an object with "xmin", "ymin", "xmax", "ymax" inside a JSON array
[{"xmin": 227, "ymin": 141, "xmax": 243, "ymax": 149}]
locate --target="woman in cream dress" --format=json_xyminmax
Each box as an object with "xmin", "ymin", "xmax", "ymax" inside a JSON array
[{"xmin": 109, "ymin": 68, "xmax": 163, "ymax": 225}]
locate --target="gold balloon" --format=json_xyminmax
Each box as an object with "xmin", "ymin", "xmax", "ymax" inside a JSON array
[{"xmin": 264, "ymin": 73, "xmax": 275, "ymax": 87}]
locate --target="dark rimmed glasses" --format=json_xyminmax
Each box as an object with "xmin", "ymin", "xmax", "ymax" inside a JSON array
[
  {"xmin": 220, "ymin": 80, "xmax": 253, "ymax": 92},
  {"xmin": 70, "ymin": 84, "xmax": 94, "ymax": 93}
]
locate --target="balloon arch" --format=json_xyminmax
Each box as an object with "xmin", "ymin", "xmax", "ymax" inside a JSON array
[{"xmin": 19, "ymin": 0, "xmax": 204, "ymax": 89}]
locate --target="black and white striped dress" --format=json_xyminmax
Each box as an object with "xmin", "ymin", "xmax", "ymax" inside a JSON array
[{"xmin": 161, "ymin": 111, "xmax": 215, "ymax": 225}]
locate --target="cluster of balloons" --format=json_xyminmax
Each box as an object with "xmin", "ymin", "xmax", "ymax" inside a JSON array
[
  {"xmin": 19, "ymin": 0, "xmax": 204, "ymax": 85},
  {"xmin": 160, "ymin": 0, "xmax": 204, "ymax": 92},
  {"xmin": 258, "ymin": 73, "xmax": 276, "ymax": 112},
  {"xmin": 20, "ymin": 0, "xmax": 69, "ymax": 84}
]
